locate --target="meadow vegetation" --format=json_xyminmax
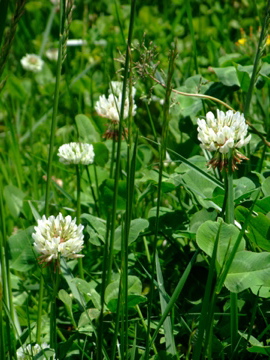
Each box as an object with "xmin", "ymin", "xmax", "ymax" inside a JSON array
[{"xmin": 1, "ymin": 0, "xmax": 270, "ymax": 359}]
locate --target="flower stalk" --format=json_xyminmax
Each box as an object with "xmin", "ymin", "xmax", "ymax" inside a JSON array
[
  {"xmin": 224, "ymin": 151, "xmax": 239, "ymax": 358},
  {"xmin": 76, "ymin": 165, "xmax": 84, "ymax": 279}
]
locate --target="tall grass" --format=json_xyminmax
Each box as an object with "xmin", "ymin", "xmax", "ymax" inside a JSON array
[{"xmin": 1, "ymin": 0, "xmax": 270, "ymax": 359}]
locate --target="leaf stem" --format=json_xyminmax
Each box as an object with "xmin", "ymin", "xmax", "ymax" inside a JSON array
[
  {"xmin": 38, "ymin": 0, "xmax": 65, "ymax": 344},
  {"xmin": 224, "ymin": 150, "xmax": 238, "ymax": 358},
  {"xmin": 76, "ymin": 164, "xmax": 84, "ymax": 279}
]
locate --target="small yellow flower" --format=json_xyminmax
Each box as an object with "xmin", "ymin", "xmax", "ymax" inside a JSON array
[
  {"xmin": 236, "ymin": 38, "xmax": 247, "ymax": 46},
  {"xmin": 266, "ymin": 35, "xmax": 270, "ymax": 46}
]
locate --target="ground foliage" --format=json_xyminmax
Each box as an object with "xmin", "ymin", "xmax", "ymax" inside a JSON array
[{"xmin": 1, "ymin": 0, "xmax": 270, "ymax": 359}]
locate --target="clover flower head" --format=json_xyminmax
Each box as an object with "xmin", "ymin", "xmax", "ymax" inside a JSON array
[
  {"xmin": 46, "ymin": 48, "xmax": 58, "ymax": 61},
  {"xmin": 57, "ymin": 142, "xmax": 95, "ymax": 165},
  {"xmin": 32, "ymin": 213, "xmax": 84, "ymax": 263},
  {"xmin": 67, "ymin": 39, "xmax": 87, "ymax": 46},
  {"xmin": 95, "ymin": 81, "xmax": 137, "ymax": 123},
  {"xmin": 110, "ymin": 81, "xmax": 136, "ymax": 98},
  {"xmin": 20, "ymin": 54, "xmax": 44, "ymax": 72},
  {"xmin": 17, "ymin": 343, "xmax": 54, "ymax": 360},
  {"xmin": 197, "ymin": 110, "xmax": 251, "ymax": 170}
]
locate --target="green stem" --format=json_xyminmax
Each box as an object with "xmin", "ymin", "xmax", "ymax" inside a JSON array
[
  {"xmin": 230, "ymin": 292, "xmax": 239, "ymax": 359},
  {"xmin": 243, "ymin": 0, "xmax": 270, "ymax": 118},
  {"xmin": 50, "ymin": 265, "xmax": 60, "ymax": 358},
  {"xmin": 36, "ymin": 275, "xmax": 44, "ymax": 344},
  {"xmin": 148, "ymin": 251, "xmax": 198, "ymax": 351},
  {"xmin": 44, "ymin": 8, "xmax": 64, "ymax": 216},
  {"xmin": 145, "ymin": 102, "xmax": 157, "ymax": 142},
  {"xmin": 38, "ymin": 0, "xmax": 65, "ymax": 344},
  {"xmin": 145, "ymin": 45, "xmax": 177, "ymax": 359},
  {"xmin": 0, "ymin": 176, "xmax": 13, "ymax": 357},
  {"xmin": 225, "ymin": 157, "xmax": 234, "ymax": 225},
  {"xmin": 93, "ymin": 165, "xmax": 101, "ymax": 215},
  {"xmin": 96, "ymin": 213, "xmax": 111, "ymax": 360},
  {"xmin": 76, "ymin": 165, "xmax": 84, "ymax": 279},
  {"xmin": 86, "ymin": 166, "xmax": 100, "ymax": 217},
  {"xmin": 193, "ymin": 222, "xmax": 221, "ymax": 360},
  {"xmin": 136, "ymin": 305, "xmax": 158, "ymax": 355},
  {"xmin": 76, "ymin": 165, "xmax": 81, "ymax": 222},
  {"xmin": 39, "ymin": 6, "xmax": 56, "ymax": 58},
  {"xmin": 106, "ymin": 0, "xmax": 136, "ymax": 286},
  {"xmin": 120, "ymin": 134, "xmax": 138, "ymax": 358},
  {"xmin": 109, "ymin": 135, "xmax": 116, "ymax": 179},
  {"xmin": 224, "ymin": 151, "xmax": 238, "ymax": 358}
]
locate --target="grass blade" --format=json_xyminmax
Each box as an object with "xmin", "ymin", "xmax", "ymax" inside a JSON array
[{"xmin": 155, "ymin": 252, "xmax": 177, "ymax": 356}]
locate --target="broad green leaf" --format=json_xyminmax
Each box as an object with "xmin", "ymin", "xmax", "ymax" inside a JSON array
[
  {"xmin": 225, "ymin": 251, "xmax": 270, "ymax": 293},
  {"xmin": 107, "ymin": 294, "xmax": 146, "ymax": 313},
  {"xmin": 58, "ymin": 289, "xmax": 76, "ymax": 325},
  {"xmin": 246, "ymin": 212, "xmax": 270, "ymax": 251},
  {"xmin": 4, "ymin": 184, "xmax": 26, "ymax": 218},
  {"xmin": 262, "ymin": 176, "xmax": 270, "ymax": 196},
  {"xmin": 212, "ymin": 66, "xmax": 240, "ymax": 87},
  {"xmin": 235, "ymin": 206, "xmax": 270, "ymax": 251},
  {"xmin": 81, "ymin": 213, "xmax": 106, "ymax": 245},
  {"xmin": 239, "ymin": 332, "xmax": 270, "ymax": 355},
  {"xmin": 235, "ymin": 64, "xmax": 253, "ymax": 92},
  {"xmin": 250, "ymin": 285, "xmax": 270, "ymax": 298},
  {"xmin": 174, "ymin": 155, "xmax": 223, "ymax": 189},
  {"xmin": 60, "ymin": 259, "xmax": 85, "ymax": 310},
  {"xmin": 233, "ymin": 177, "xmax": 256, "ymax": 203},
  {"xmin": 254, "ymin": 196, "xmax": 270, "ymax": 214},
  {"xmin": 247, "ymin": 345, "xmax": 270, "ymax": 356},
  {"xmin": 190, "ymin": 208, "xmax": 217, "ymax": 232},
  {"xmin": 93, "ymin": 142, "xmax": 109, "ymax": 167},
  {"xmin": 85, "ymin": 225, "xmax": 102, "ymax": 246},
  {"xmin": 8, "ymin": 227, "xmax": 36, "ymax": 272},
  {"xmin": 105, "ymin": 276, "xmax": 146, "ymax": 312},
  {"xmin": 114, "ymin": 218, "xmax": 149, "ymax": 251},
  {"xmin": 78, "ymin": 310, "xmax": 97, "ymax": 334},
  {"xmin": 71, "ymin": 278, "xmax": 102, "ymax": 310},
  {"xmin": 260, "ymin": 62, "xmax": 270, "ymax": 77},
  {"xmin": 196, "ymin": 218, "xmax": 245, "ymax": 271},
  {"xmin": 58, "ymin": 289, "xmax": 72, "ymax": 310},
  {"xmin": 181, "ymin": 169, "xmax": 221, "ymax": 210},
  {"xmin": 148, "ymin": 207, "xmax": 174, "ymax": 219},
  {"xmin": 75, "ymin": 114, "xmax": 100, "ymax": 143}
]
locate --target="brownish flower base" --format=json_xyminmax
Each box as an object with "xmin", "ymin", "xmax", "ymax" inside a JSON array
[{"xmin": 208, "ymin": 150, "xmax": 249, "ymax": 171}]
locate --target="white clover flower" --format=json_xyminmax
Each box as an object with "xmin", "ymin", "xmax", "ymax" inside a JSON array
[
  {"xmin": 33, "ymin": 213, "xmax": 84, "ymax": 263},
  {"xmin": 197, "ymin": 110, "xmax": 251, "ymax": 170},
  {"xmin": 110, "ymin": 81, "xmax": 136, "ymax": 98},
  {"xmin": 67, "ymin": 39, "xmax": 87, "ymax": 46},
  {"xmin": 20, "ymin": 54, "xmax": 44, "ymax": 72},
  {"xmin": 46, "ymin": 48, "xmax": 58, "ymax": 61},
  {"xmin": 17, "ymin": 343, "xmax": 54, "ymax": 360},
  {"xmin": 95, "ymin": 82, "xmax": 137, "ymax": 123},
  {"xmin": 57, "ymin": 142, "xmax": 95, "ymax": 165},
  {"xmin": 197, "ymin": 110, "xmax": 251, "ymax": 153}
]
